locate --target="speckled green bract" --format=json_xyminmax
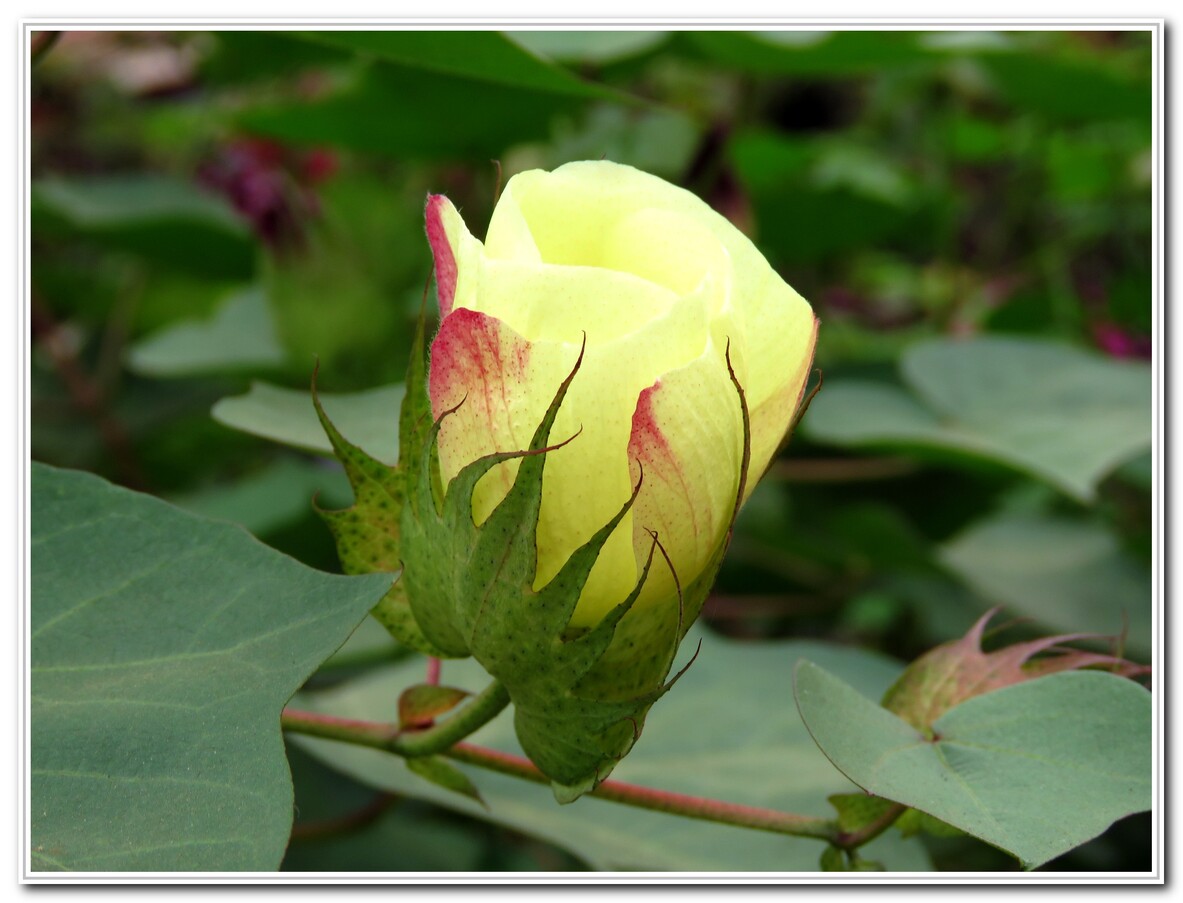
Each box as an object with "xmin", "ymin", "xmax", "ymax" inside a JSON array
[
  {"xmin": 399, "ymin": 338, "xmax": 749, "ymax": 800},
  {"xmin": 312, "ymin": 315, "xmax": 453, "ymax": 658}
]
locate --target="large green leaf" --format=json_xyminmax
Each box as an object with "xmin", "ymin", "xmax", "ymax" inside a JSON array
[
  {"xmin": 940, "ymin": 512, "xmax": 1152, "ymax": 657},
  {"xmin": 31, "ymin": 176, "xmax": 256, "ymax": 280},
  {"xmin": 211, "ymin": 381, "xmax": 404, "ymax": 465},
  {"xmin": 296, "ymin": 31, "xmax": 624, "ymax": 101},
  {"xmin": 794, "ymin": 661, "xmax": 1151, "ymax": 869},
  {"xmin": 289, "ymin": 633, "xmax": 930, "ymax": 871},
  {"xmin": 239, "ymin": 59, "xmax": 589, "ymax": 160},
  {"xmin": 30, "ymin": 464, "xmax": 392, "ymax": 871},
  {"xmin": 126, "ymin": 285, "xmax": 286, "ymax": 378},
  {"xmin": 803, "ymin": 337, "xmax": 1152, "ymax": 501}
]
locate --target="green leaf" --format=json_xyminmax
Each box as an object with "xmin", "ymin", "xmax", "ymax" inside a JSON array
[
  {"xmin": 211, "ymin": 381, "xmax": 404, "ymax": 465},
  {"xmin": 296, "ymin": 31, "xmax": 623, "ymax": 101},
  {"xmin": 30, "ymin": 464, "xmax": 392, "ymax": 871},
  {"xmin": 398, "ymin": 685, "xmax": 471, "ymax": 730},
  {"xmin": 803, "ymin": 336, "xmax": 1152, "ymax": 502},
  {"xmin": 405, "ymin": 757, "xmax": 485, "ymax": 807},
  {"xmin": 126, "ymin": 285, "xmax": 286, "ymax": 377},
  {"xmin": 239, "ymin": 61, "xmax": 587, "ymax": 160},
  {"xmin": 290, "ymin": 634, "xmax": 931, "ymax": 871},
  {"xmin": 819, "ymin": 845, "xmax": 846, "ymax": 871},
  {"xmin": 794, "ymin": 661, "xmax": 1151, "ymax": 868},
  {"xmin": 32, "ymin": 175, "xmax": 256, "ymax": 280},
  {"xmin": 940, "ymin": 512, "xmax": 1152, "ymax": 657}
]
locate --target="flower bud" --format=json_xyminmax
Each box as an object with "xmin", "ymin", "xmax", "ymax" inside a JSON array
[{"xmin": 397, "ymin": 161, "xmax": 818, "ymax": 796}]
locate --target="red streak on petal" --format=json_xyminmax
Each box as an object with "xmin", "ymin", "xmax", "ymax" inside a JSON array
[
  {"xmin": 628, "ymin": 382, "xmax": 673, "ymax": 470},
  {"xmin": 425, "ymin": 194, "xmax": 457, "ymax": 319},
  {"xmin": 628, "ymin": 380, "xmax": 700, "ymax": 542},
  {"xmin": 429, "ymin": 308, "xmax": 531, "ymax": 444}
]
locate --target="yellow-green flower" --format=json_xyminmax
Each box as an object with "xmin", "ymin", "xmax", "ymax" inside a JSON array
[{"xmin": 426, "ymin": 160, "xmax": 818, "ymax": 628}]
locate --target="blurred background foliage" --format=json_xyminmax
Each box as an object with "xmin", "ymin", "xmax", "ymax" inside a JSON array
[{"xmin": 29, "ymin": 28, "xmax": 1154, "ymax": 872}]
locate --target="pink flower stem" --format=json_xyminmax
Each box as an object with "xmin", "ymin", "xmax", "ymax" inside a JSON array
[{"xmin": 425, "ymin": 656, "xmax": 441, "ymax": 686}]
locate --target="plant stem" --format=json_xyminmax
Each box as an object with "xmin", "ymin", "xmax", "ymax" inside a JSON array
[
  {"xmin": 283, "ymin": 680, "xmax": 509, "ymax": 759},
  {"xmin": 834, "ymin": 802, "xmax": 908, "ymax": 850},
  {"xmin": 425, "ymin": 656, "xmax": 441, "ymax": 685},
  {"xmin": 443, "ymin": 742, "xmax": 838, "ymax": 842},
  {"xmin": 281, "ymin": 705, "xmax": 842, "ymax": 845}
]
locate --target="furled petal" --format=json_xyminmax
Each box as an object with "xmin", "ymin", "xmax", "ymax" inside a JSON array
[
  {"xmin": 626, "ymin": 338, "xmax": 745, "ymax": 606},
  {"xmin": 488, "ymin": 168, "xmax": 732, "ymax": 311},
  {"xmin": 745, "ymin": 308, "xmax": 819, "ymax": 486},
  {"xmin": 471, "ymin": 260, "xmax": 679, "ymax": 346}
]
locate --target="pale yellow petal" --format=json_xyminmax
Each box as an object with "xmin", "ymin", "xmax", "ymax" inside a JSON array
[
  {"xmin": 626, "ymin": 338, "xmax": 745, "ymax": 607},
  {"xmin": 746, "ymin": 310, "xmax": 819, "ymax": 488},
  {"xmin": 468, "ymin": 260, "xmax": 679, "ymax": 346}
]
